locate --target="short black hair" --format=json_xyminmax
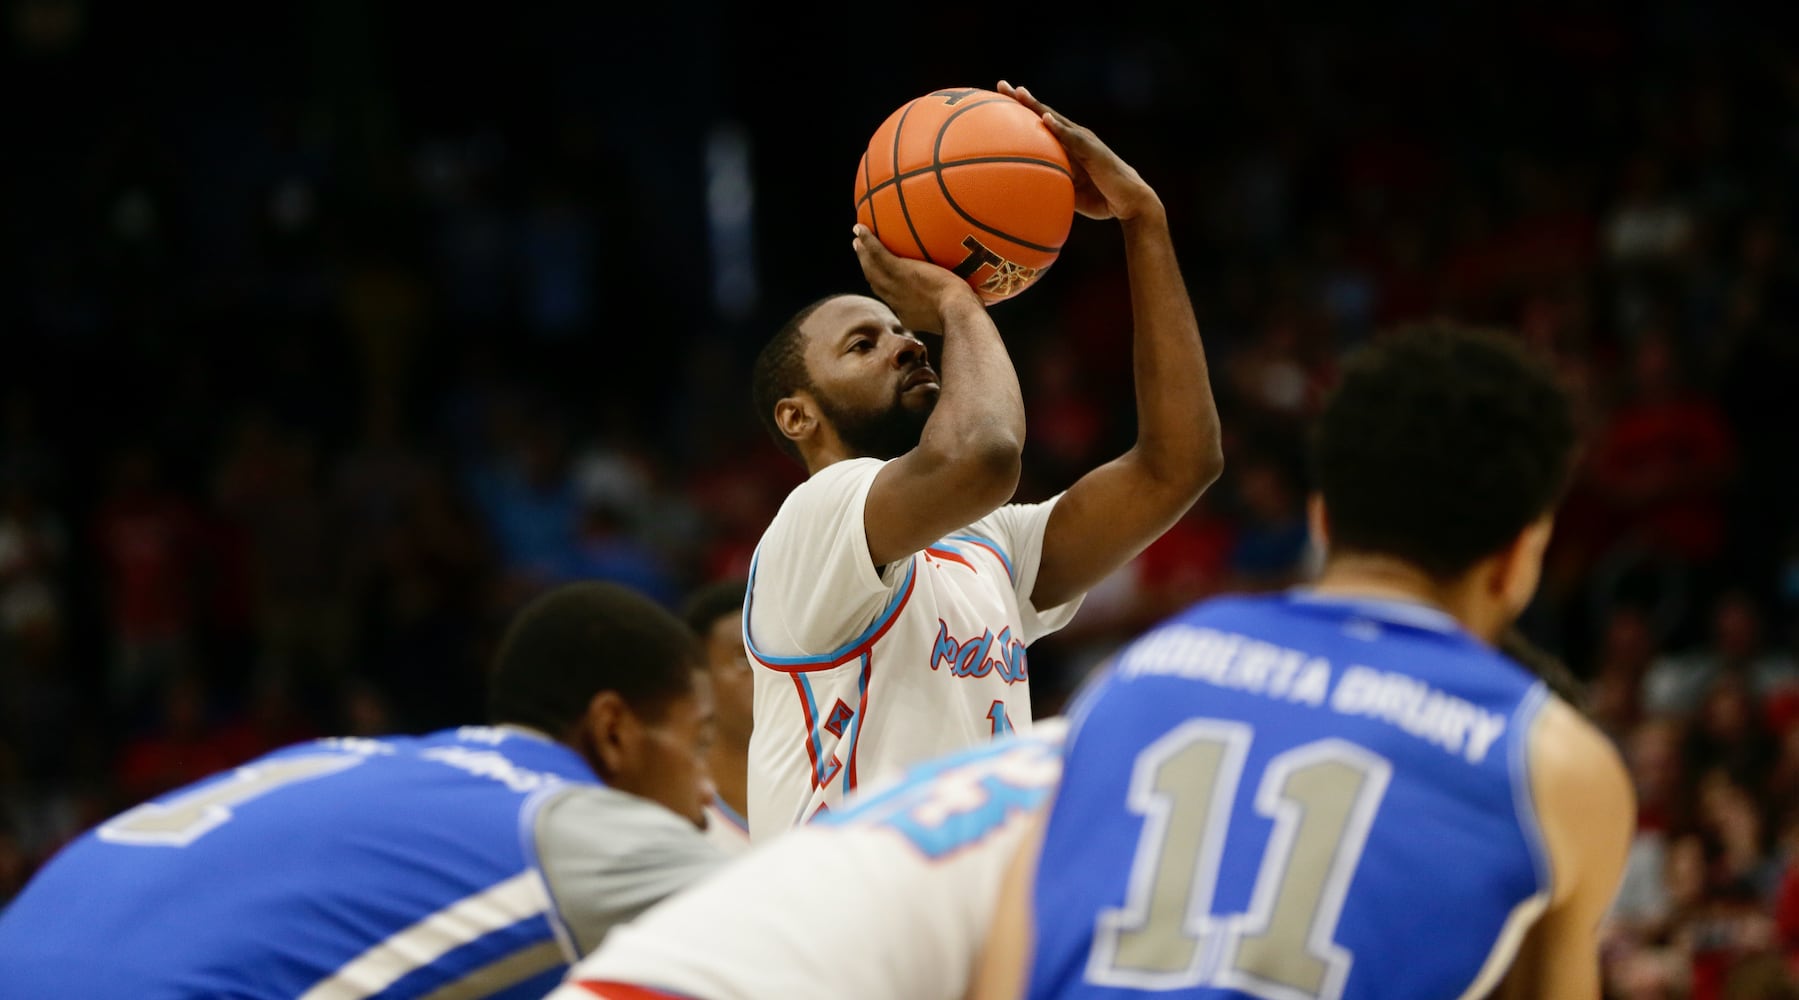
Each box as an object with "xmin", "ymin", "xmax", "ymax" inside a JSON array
[
  {"xmin": 1310, "ymin": 323, "xmax": 1577, "ymax": 580},
  {"xmin": 751, "ymin": 294, "xmax": 847, "ymax": 464},
  {"xmin": 486, "ymin": 581, "xmax": 700, "ymax": 736},
  {"xmin": 681, "ymin": 576, "xmax": 747, "ymax": 635}
]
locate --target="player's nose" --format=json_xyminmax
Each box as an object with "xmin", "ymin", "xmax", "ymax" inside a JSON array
[{"xmin": 891, "ymin": 333, "xmax": 925, "ymax": 369}]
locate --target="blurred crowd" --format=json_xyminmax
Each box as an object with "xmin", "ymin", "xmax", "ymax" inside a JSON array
[{"xmin": 3, "ymin": 2, "xmax": 1798, "ymax": 996}]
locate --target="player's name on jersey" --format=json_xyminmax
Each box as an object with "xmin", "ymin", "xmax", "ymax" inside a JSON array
[
  {"xmin": 420, "ymin": 745, "xmax": 568, "ymax": 793},
  {"xmin": 1116, "ymin": 625, "xmax": 1509, "ymax": 766}
]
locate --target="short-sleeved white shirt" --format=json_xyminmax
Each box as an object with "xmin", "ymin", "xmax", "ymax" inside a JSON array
[{"xmin": 743, "ymin": 458, "xmax": 1081, "ymax": 840}]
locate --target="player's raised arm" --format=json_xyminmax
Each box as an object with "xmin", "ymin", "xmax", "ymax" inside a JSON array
[
  {"xmin": 1492, "ymin": 698, "xmax": 1636, "ymax": 1000},
  {"xmin": 998, "ymin": 82, "xmax": 1225, "ymax": 610},
  {"xmin": 852, "ymin": 230, "xmax": 1026, "ymax": 567}
]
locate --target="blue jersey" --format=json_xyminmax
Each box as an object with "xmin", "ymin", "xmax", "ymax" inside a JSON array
[
  {"xmin": 0, "ymin": 726, "xmax": 599, "ymax": 1000},
  {"xmin": 1029, "ymin": 592, "xmax": 1552, "ymax": 1000}
]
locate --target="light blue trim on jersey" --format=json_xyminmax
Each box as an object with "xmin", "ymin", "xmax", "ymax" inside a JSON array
[
  {"xmin": 839, "ymin": 656, "xmax": 870, "ymax": 796},
  {"xmin": 1508, "ymin": 681, "xmax": 1555, "ymax": 897},
  {"xmin": 517, "ymin": 783, "xmax": 579, "ymax": 963},
  {"xmin": 1284, "ymin": 588, "xmax": 1462, "ymax": 633},
  {"xmin": 795, "ymin": 672, "xmax": 833, "ymax": 787},
  {"xmin": 944, "ymin": 533, "xmax": 1015, "ymax": 582},
  {"xmin": 742, "ymin": 547, "xmax": 918, "ymax": 668},
  {"xmin": 820, "ymin": 730, "xmax": 1061, "ymax": 860},
  {"xmin": 710, "ymin": 794, "xmax": 748, "ymax": 834},
  {"xmin": 740, "ymin": 544, "xmax": 760, "ymax": 651}
]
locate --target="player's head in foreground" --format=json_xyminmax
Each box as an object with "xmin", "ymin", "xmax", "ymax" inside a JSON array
[
  {"xmin": 752, "ymin": 291, "xmax": 940, "ymax": 470},
  {"xmin": 681, "ymin": 576, "xmax": 752, "ymax": 766},
  {"xmin": 486, "ymin": 581, "xmax": 714, "ymax": 826},
  {"xmin": 1309, "ymin": 321, "xmax": 1579, "ymax": 641}
]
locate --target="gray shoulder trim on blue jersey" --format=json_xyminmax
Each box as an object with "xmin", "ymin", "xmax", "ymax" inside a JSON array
[
  {"xmin": 527, "ymin": 785, "xmax": 728, "ymax": 956},
  {"xmin": 1507, "ymin": 681, "xmax": 1554, "ymax": 898},
  {"xmin": 518, "ymin": 783, "xmax": 583, "ymax": 963}
]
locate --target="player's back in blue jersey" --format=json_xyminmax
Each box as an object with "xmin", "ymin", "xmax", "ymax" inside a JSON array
[
  {"xmin": 0, "ymin": 726, "xmax": 599, "ymax": 1000},
  {"xmin": 1028, "ymin": 591, "xmax": 1553, "ymax": 1000}
]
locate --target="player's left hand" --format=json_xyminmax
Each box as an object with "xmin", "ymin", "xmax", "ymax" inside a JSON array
[{"xmin": 997, "ymin": 80, "xmax": 1163, "ymax": 223}]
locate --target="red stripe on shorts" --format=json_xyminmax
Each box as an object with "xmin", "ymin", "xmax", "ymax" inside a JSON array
[{"xmin": 575, "ymin": 982, "xmax": 691, "ymax": 1000}]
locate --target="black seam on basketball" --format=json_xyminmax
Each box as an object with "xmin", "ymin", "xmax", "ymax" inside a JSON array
[
  {"xmin": 890, "ymin": 100, "xmax": 929, "ymax": 260},
  {"xmin": 931, "ymin": 99, "xmax": 1065, "ymax": 254},
  {"xmin": 853, "ymin": 156, "xmax": 1073, "ymax": 209},
  {"xmin": 861, "ymin": 148, "xmax": 878, "ymax": 241}
]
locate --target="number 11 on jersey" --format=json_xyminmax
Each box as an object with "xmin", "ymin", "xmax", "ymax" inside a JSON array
[{"xmin": 1088, "ymin": 720, "xmax": 1392, "ymax": 1000}]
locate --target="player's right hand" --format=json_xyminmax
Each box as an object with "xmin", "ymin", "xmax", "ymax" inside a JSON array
[{"xmin": 852, "ymin": 224, "xmax": 983, "ymax": 332}]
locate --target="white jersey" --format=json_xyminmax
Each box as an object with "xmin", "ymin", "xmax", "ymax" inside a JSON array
[
  {"xmin": 550, "ymin": 721, "xmax": 1066, "ymax": 1000},
  {"xmin": 743, "ymin": 457, "xmax": 1081, "ymax": 840},
  {"xmin": 701, "ymin": 796, "xmax": 751, "ymax": 857}
]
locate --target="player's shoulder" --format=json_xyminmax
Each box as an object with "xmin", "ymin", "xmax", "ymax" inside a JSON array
[
  {"xmin": 757, "ymin": 457, "xmax": 887, "ymax": 539},
  {"xmin": 793, "ymin": 457, "xmax": 886, "ymax": 501},
  {"xmin": 533, "ymin": 785, "xmax": 723, "ymax": 878},
  {"xmin": 539, "ymin": 783, "xmax": 705, "ymax": 837},
  {"xmin": 1525, "ymin": 696, "xmax": 1635, "ymax": 908},
  {"xmin": 1528, "ymin": 697, "xmax": 1632, "ymax": 809}
]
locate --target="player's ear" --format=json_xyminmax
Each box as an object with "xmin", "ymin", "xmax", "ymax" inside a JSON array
[
  {"xmin": 1306, "ymin": 493, "xmax": 1330, "ymax": 554},
  {"xmin": 578, "ymin": 690, "xmax": 643, "ymax": 783},
  {"xmin": 774, "ymin": 394, "xmax": 817, "ymax": 445}
]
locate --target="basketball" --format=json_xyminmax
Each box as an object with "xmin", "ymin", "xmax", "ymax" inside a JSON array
[{"xmin": 854, "ymin": 87, "xmax": 1075, "ymax": 304}]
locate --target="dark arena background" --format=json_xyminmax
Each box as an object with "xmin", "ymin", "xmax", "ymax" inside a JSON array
[{"xmin": 3, "ymin": 2, "xmax": 1798, "ymax": 993}]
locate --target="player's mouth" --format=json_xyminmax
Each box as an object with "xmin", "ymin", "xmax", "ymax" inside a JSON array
[{"xmin": 903, "ymin": 366, "xmax": 940, "ymax": 391}]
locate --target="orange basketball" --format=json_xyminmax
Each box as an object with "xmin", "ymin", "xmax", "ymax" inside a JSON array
[{"xmin": 854, "ymin": 87, "xmax": 1075, "ymax": 304}]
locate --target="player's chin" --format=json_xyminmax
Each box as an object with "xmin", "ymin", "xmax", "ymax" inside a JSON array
[{"xmin": 900, "ymin": 384, "xmax": 940, "ymax": 409}]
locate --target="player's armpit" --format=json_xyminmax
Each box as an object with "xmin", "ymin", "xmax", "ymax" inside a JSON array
[
  {"xmin": 1491, "ymin": 698, "xmax": 1635, "ymax": 1000},
  {"xmin": 965, "ymin": 809, "xmax": 1048, "ymax": 1000}
]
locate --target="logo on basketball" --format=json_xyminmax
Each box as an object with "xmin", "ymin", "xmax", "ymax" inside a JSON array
[
  {"xmin": 981, "ymin": 258, "xmax": 1043, "ymax": 300},
  {"xmin": 951, "ymin": 235, "xmax": 1045, "ymax": 301}
]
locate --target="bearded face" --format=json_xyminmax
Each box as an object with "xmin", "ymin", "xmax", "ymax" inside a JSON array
[{"xmin": 813, "ymin": 378, "xmax": 934, "ymax": 461}]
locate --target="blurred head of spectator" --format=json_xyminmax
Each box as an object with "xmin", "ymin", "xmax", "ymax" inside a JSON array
[
  {"xmin": 1686, "ymin": 673, "xmax": 1776, "ymax": 790},
  {"xmin": 1581, "ymin": 330, "xmax": 1737, "ymax": 576},
  {"xmin": 1630, "ymin": 717, "xmax": 1692, "ymax": 835},
  {"xmin": 114, "ymin": 670, "xmax": 243, "ymax": 809},
  {"xmin": 93, "ymin": 444, "xmax": 201, "ymax": 714},
  {"xmin": 1645, "ymin": 589, "xmax": 1799, "ymax": 719},
  {"xmin": 0, "ymin": 478, "xmax": 65, "ymax": 661},
  {"xmin": 1589, "ymin": 602, "xmax": 1665, "ymax": 738},
  {"xmin": 1694, "ymin": 766, "xmax": 1779, "ymax": 896}
]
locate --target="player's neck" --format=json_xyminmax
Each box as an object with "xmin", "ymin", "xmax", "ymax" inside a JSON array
[
  {"xmin": 803, "ymin": 448, "xmax": 852, "ymax": 476},
  {"xmin": 1307, "ymin": 555, "xmax": 1505, "ymax": 643},
  {"xmin": 709, "ymin": 738, "xmax": 751, "ymax": 820}
]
